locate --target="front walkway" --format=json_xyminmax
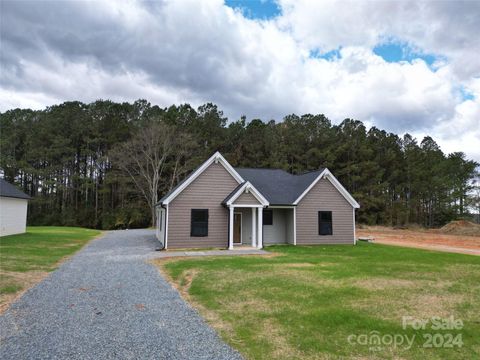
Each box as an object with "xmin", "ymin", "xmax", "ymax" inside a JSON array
[
  {"xmin": 0, "ymin": 230, "xmax": 242, "ymax": 360},
  {"xmin": 153, "ymin": 247, "xmax": 268, "ymax": 258}
]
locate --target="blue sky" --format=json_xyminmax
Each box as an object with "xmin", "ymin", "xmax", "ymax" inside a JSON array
[
  {"xmin": 225, "ymin": 0, "xmax": 281, "ymax": 19},
  {"xmin": 373, "ymin": 42, "xmax": 438, "ymax": 66},
  {"xmin": 226, "ymin": 2, "xmax": 440, "ymax": 66}
]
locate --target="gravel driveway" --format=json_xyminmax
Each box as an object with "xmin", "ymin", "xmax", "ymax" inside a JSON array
[{"xmin": 0, "ymin": 230, "xmax": 242, "ymax": 360}]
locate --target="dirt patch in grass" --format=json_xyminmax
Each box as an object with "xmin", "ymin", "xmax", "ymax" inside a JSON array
[
  {"xmin": 354, "ymin": 277, "xmax": 418, "ymax": 290},
  {"xmin": 353, "ymin": 282, "xmax": 467, "ymax": 322},
  {"xmin": 0, "ymin": 270, "xmax": 49, "ymax": 314},
  {"xmin": 226, "ymin": 297, "xmax": 272, "ymax": 315},
  {"xmin": 154, "ymin": 260, "xmax": 199, "ymax": 296},
  {"xmin": 358, "ymin": 226, "xmax": 480, "ymax": 252},
  {"xmin": 282, "ymin": 262, "xmax": 315, "ymax": 268},
  {"xmin": 261, "ymin": 318, "xmax": 306, "ymax": 359},
  {"xmin": 411, "ymin": 293, "xmax": 466, "ymax": 318}
]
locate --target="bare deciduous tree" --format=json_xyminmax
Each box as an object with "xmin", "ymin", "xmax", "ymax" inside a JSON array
[{"xmin": 109, "ymin": 122, "xmax": 194, "ymax": 226}]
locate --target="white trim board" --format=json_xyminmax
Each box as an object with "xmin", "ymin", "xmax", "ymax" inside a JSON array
[
  {"xmin": 293, "ymin": 169, "xmax": 360, "ymax": 208},
  {"xmin": 161, "ymin": 151, "xmax": 244, "ymax": 205},
  {"xmin": 226, "ymin": 181, "xmax": 269, "ymax": 207},
  {"xmin": 229, "ymin": 204, "xmax": 264, "ymax": 208},
  {"xmin": 268, "ymin": 205, "xmax": 295, "ymax": 209}
]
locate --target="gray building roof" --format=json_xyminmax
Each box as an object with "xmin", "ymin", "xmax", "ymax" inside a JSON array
[
  {"xmin": 0, "ymin": 179, "xmax": 31, "ymax": 200},
  {"xmin": 157, "ymin": 161, "xmax": 324, "ymax": 206},
  {"xmin": 234, "ymin": 168, "xmax": 323, "ymax": 205}
]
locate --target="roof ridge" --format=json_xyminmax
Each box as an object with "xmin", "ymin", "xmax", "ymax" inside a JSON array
[
  {"xmin": 296, "ymin": 169, "xmax": 324, "ymax": 175},
  {"xmin": 236, "ymin": 167, "xmax": 324, "ymax": 178},
  {"xmin": 234, "ymin": 167, "xmax": 288, "ymax": 171}
]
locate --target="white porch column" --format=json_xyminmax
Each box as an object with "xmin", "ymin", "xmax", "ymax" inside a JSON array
[
  {"xmin": 251, "ymin": 207, "xmax": 257, "ymax": 248},
  {"xmin": 257, "ymin": 207, "xmax": 263, "ymax": 249},
  {"xmin": 228, "ymin": 206, "xmax": 234, "ymax": 250}
]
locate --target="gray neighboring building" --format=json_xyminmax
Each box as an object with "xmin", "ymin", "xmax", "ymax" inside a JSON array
[
  {"xmin": 156, "ymin": 152, "xmax": 359, "ymax": 249},
  {"xmin": 0, "ymin": 179, "xmax": 30, "ymax": 236}
]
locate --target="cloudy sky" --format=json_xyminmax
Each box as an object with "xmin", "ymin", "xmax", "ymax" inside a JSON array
[{"xmin": 1, "ymin": 0, "xmax": 479, "ymax": 160}]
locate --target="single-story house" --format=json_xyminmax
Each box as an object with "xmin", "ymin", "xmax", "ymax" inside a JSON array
[
  {"xmin": 155, "ymin": 152, "xmax": 359, "ymax": 249},
  {"xmin": 0, "ymin": 178, "xmax": 31, "ymax": 237}
]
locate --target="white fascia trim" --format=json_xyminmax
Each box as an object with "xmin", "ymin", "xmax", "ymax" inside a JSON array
[
  {"xmin": 226, "ymin": 181, "xmax": 269, "ymax": 207},
  {"xmin": 162, "ymin": 151, "xmax": 244, "ymax": 205},
  {"xmin": 293, "ymin": 169, "xmax": 360, "ymax": 208}
]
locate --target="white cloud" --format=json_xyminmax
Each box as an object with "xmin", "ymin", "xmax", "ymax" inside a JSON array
[
  {"xmin": 1, "ymin": 0, "xmax": 479, "ymax": 161},
  {"xmin": 277, "ymin": 0, "xmax": 480, "ymax": 80}
]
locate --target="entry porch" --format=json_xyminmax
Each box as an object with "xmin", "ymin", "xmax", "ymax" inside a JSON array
[{"xmin": 228, "ymin": 206, "xmax": 295, "ymax": 249}]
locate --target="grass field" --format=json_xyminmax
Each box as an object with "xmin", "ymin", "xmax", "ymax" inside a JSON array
[
  {"xmin": 157, "ymin": 243, "xmax": 480, "ymax": 359},
  {"xmin": 0, "ymin": 226, "xmax": 101, "ymax": 311}
]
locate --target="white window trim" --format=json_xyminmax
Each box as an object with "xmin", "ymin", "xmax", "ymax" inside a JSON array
[
  {"xmin": 293, "ymin": 169, "xmax": 360, "ymax": 208},
  {"xmin": 162, "ymin": 152, "xmax": 244, "ymax": 205},
  {"xmin": 226, "ymin": 181, "xmax": 269, "ymax": 207}
]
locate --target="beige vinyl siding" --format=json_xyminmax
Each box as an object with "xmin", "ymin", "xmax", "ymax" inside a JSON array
[
  {"xmin": 264, "ymin": 209, "xmax": 288, "ymax": 244},
  {"xmin": 296, "ymin": 178, "xmax": 354, "ymax": 244},
  {"xmin": 232, "ymin": 191, "xmax": 261, "ymax": 205},
  {"xmin": 167, "ymin": 162, "xmax": 239, "ymax": 249},
  {"xmin": 285, "ymin": 209, "xmax": 295, "ymax": 244}
]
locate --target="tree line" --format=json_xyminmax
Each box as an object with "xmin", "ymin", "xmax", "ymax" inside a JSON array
[{"xmin": 0, "ymin": 100, "xmax": 478, "ymax": 229}]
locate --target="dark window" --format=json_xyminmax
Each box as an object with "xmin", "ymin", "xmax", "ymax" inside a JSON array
[
  {"xmin": 191, "ymin": 209, "xmax": 208, "ymax": 237},
  {"xmin": 263, "ymin": 209, "xmax": 273, "ymax": 225},
  {"xmin": 159, "ymin": 211, "xmax": 163, "ymax": 231},
  {"xmin": 318, "ymin": 211, "xmax": 333, "ymax": 235}
]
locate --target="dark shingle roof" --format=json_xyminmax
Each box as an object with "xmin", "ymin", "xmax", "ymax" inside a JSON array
[
  {"xmin": 234, "ymin": 168, "xmax": 323, "ymax": 205},
  {"xmin": 0, "ymin": 179, "xmax": 31, "ymax": 200},
  {"xmin": 157, "ymin": 161, "xmax": 324, "ymax": 206}
]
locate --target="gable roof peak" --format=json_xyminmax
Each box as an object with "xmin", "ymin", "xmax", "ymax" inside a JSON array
[{"xmin": 159, "ymin": 151, "xmax": 244, "ymax": 205}]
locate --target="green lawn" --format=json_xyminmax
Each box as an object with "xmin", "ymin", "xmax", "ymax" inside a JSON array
[
  {"xmin": 0, "ymin": 227, "xmax": 101, "ymax": 307},
  {"xmin": 157, "ymin": 243, "xmax": 480, "ymax": 359}
]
